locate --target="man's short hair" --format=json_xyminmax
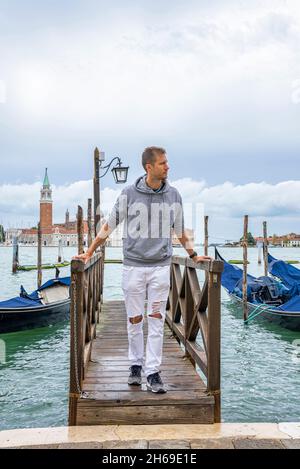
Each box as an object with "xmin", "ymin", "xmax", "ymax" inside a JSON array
[{"xmin": 142, "ymin": 146, "xmax": 166, "ymax": 171}]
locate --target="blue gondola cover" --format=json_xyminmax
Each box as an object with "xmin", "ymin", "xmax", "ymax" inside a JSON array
[
  {"xmin": 216, "ymin": 249, "xmax": 300, "ymax": 314},
  {"xmin": 0, "ymin": 276, "xmax": 70, "ymax": 309},
  {"xmin": 268, "ymin": 254, "xmax": 300, "ymax": 294}
]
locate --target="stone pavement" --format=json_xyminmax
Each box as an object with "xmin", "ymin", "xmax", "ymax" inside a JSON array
[
  {"xmin": 5, "ymin": 438, "xmax": 300, "ymax": 449},
  {"xmin": 1, "ymin": 423, "xmax": 300, "ymax": 449}
]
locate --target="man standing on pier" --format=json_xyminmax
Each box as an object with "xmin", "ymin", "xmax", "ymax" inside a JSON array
[{"xmin": 75, "ymin": 146, "xmax": 211, "ymax": 393}]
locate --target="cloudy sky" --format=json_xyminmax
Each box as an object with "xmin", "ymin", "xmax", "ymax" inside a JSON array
[{"xmin": 0, "ymin": 0, "xmax": 299, "ymax": 240}]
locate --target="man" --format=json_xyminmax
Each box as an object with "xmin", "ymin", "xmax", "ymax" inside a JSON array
[{"xmin": 75, "ymin": 146, "xmax": 211, "ymax": 393}]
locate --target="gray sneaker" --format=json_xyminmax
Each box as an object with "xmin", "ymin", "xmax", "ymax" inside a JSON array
[
  {"xmin": 128, "ymin": 365, "xmax": 142, "ymax": 386},
  {"xmin": 146, "ymin": 372, "xmax": 167, "ymax": 393}
]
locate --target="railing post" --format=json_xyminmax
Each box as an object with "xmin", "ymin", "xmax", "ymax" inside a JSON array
[
  {"xmin": 69, "ymin": 263, "xmax": 84, "ymax": 426},
  {"xmin": 69, "ymin": 252, "xmax": 104, "ymax": 425},
  {"xmin": 100, "ymin": 246, "xmax": 105, "ymax": 303},
  {"xmin": 185, "ymin": 266, "xmax": 196, "ymax": 367},
  {"xmin": 97, "ymin": 251, "xmax": 103, "ymax": 322},
  {"xmin": 87, "ymin": 198, "xmax": 93, "ymax": 247},
  {"xmin": 170, "ymin": 264, "xmax": 176, "ymax": 324},
  {"xmin": 207, "ymin": 268, "xmax": 221, "ymax": 423}
]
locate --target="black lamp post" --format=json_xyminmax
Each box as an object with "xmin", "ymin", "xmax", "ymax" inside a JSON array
[
  {"xmin": 111, "ymin": 160, "xmax": 129, "ymax": 184},
  {"xmin": 101, "ymin": 157, "xmax": 129, "ymax": 184},
  {"xmin": 93, "ymin": 148, "xmax": 129, "ymax": 237}
]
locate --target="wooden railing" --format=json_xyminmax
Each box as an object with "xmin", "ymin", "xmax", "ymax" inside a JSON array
[
  {"xmin": 68, "ymin": 251, "xmax": 104, "ymax": 425},
  {"xmin": 166, "ymin": 256, "xmax": 223, "ymax": 422},
  {"xmin": 68, "ymin": 251, "xmax": 223, "ymax": 425}
]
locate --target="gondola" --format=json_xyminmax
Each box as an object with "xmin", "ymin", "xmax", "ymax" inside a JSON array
[
  {"xmin": 215, "ymin": 248, "xmax": 300, "ymax": 331},
  {"xmin": 0, "ymin": 276, "xmax": 70, "ymax": 333}
]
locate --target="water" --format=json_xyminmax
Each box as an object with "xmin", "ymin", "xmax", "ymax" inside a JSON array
[{"xmin": 0, "ymin": 245, "xmax": 299, "ymax": 429}]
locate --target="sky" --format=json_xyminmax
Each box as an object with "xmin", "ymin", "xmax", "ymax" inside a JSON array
[{"xmin": 0, "ymin": 0, "xmax": 300, "ymax": 239}]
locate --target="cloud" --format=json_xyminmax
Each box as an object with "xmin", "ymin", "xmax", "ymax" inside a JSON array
[
  {"xmin": 1, "ymin": 0, "xmax": 300, "ymax": 186},
  {"xmin": 2, "ymin": 1, "xmax": 300, "ymax": 135},
  {"xmin": 175, "ymin": 178, "xmax": 300, "ymax": 218},
  {"xmin": 1, "ymin": 178, "xmax": 299, "ymax": 242}
]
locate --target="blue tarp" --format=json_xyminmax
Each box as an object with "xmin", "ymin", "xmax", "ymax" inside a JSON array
[
  {"xmin": 233, "ymin": 275, "xmax": 290, "ymax": 303},
  {"xmin": 0, "ymin": 276, "xmax": 70, "ymax": 309},
  {"xmin": 0, "ymin": 296, "xmax": 41, "ymax": 309},
  {"xmin": 38, "ymin": 276, "xmax": 70, "ymax": 291},
  {"xmin": 215, "ymin": 249, "xmax": 255, "ymax": 293},
  {"xmin": 20, "ymin": 285, "xmax": 40, "ymax": 301},
  {"xmin": 275, "ymin": 295, "xmax": 300, "ymax": 312},
  {"xmin": 216, "ymin": 249, "xmax": 300, "ymax": 313},
  {"xmin": 268, "ymin": 254, "xmax": 300, "ymax": 294}
]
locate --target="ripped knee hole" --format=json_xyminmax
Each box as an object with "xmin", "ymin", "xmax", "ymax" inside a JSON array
[
  {"xmin": 149, "ymin": 301, "xmax": 163, "ymax": 319},
  {"xmin": 129, "ymin": 315, "xmax": 143, "ymax": 324},
  {"xmin": 149, "ymin": 312, "xmax": 163, "ymax": 319}
]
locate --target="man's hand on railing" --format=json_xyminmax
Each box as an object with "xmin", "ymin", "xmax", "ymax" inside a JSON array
[
  {"xmin": 72, "ymin": 225, "xmax": 109, "ymax": 264},
  {"xmin": 72, "ymin": 252, "xmax": 93, "ymax": 264},
  {"xmin": 192, "ymin": 255, "xmax": 213, "ymax": 263}
]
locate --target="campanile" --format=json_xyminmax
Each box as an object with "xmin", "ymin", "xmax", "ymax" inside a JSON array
[{"xmin": 40, "ymin": 168, "xmax": 53, "ymax": 230}]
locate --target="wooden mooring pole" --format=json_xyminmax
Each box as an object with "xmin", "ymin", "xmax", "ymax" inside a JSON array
[
  {"xmin": 93, "ymin": 148, "xmax": 100, "ymax": 238},
  {"xmin": 77, "ymin": 206, "xmax": 84, "ymax": 255},
  {"xmin": 37, "ymin": 222, "xmax": 42, "ymax": 289},
  {"xmin": 12, "ymin": 236, "xmax": 19, "ymax": 273},
  {"xmin": 204, "ymin": 216, "xmax": 209, "ymax": 256},
  {"xmin": 58, "ymin": 238, "xmax": 62, "ymax": 263},
  {"xmin": 243, "ymin": 215, "xmax": 248, "ymax": 321},
  {"xmin": 263, "ymin": 221, "xmax": 268, "ymax": 277},
  {"xmin": 257, "ymin": 241, "xmax": 262, "ymax": 264}
]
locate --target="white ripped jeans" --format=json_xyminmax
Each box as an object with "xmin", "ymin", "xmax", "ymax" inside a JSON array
[{"xmin": 122, "ymin": 265, "xmax": 170, "ymax": 377}]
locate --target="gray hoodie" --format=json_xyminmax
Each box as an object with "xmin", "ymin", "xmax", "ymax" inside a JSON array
[{"xmin": 107, "ymin": 175, "xmax": 184, "ymax": 266}]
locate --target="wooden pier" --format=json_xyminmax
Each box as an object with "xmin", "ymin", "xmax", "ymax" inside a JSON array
[{"xmin": 69, "ymin": 252, "xmax": 223, "ymax": 426}]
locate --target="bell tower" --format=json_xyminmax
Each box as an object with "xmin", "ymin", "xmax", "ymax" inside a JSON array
[
  {"xmin": 40, "ymin": 168, "xmax": 53, "ymax": 230},
  {"xmin": 65, "ymin": 209, "xmax": 70, "ymax": 229}
]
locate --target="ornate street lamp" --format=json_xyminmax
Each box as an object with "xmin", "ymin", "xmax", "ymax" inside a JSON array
[
  {"xmin": 101, "ymin": 157, "xmax": 129, "ymax": 184},
  {"xmin": 93, "ymin": 148, "xmax": 129, "ymax": 237}
]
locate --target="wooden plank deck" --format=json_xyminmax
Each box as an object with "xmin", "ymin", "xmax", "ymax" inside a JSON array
[{"xmin": 76, "ymin": 300, "xmax": 215, "ymax": 425}]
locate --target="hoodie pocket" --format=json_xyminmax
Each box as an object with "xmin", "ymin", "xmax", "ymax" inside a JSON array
[{"xmin": 124, "ymin": 236, "xmax": 171, "ymax": 261}]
